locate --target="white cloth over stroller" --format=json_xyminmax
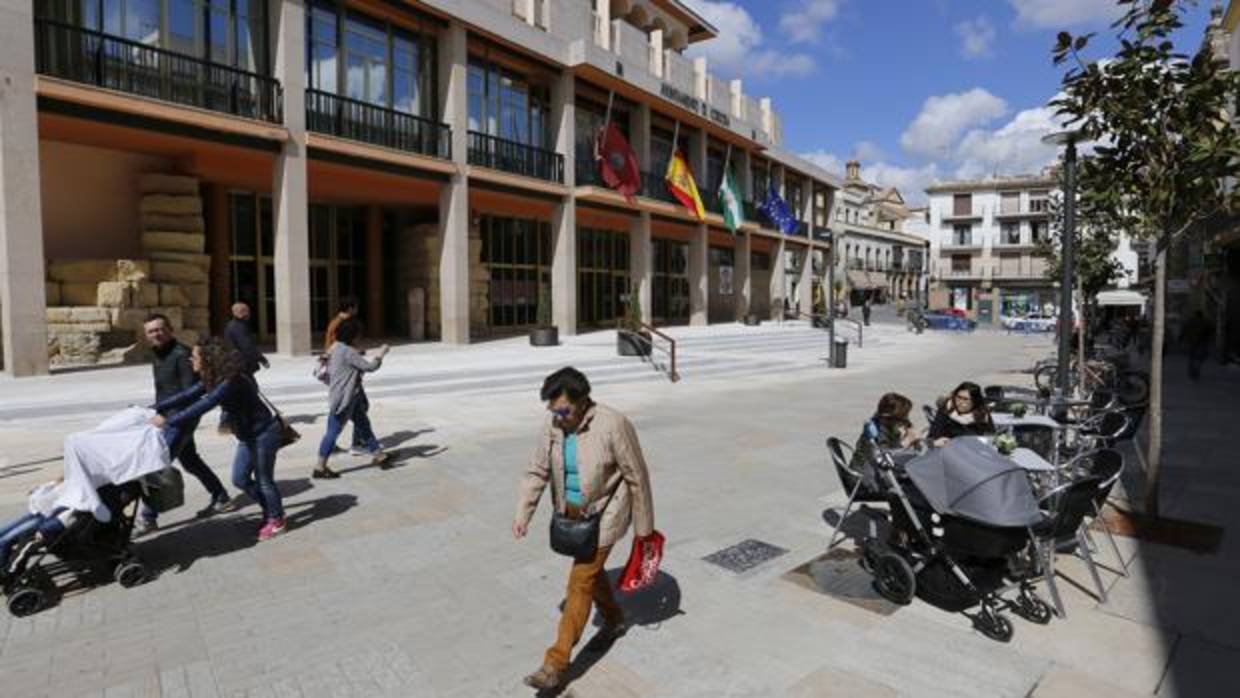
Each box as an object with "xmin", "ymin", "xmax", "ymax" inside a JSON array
[{"xmin": 51, "ymin": 408, "xmax": 171, "ymax": 523}]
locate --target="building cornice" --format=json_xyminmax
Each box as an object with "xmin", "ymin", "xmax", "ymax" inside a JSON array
[{"xmin": 925, "ymin": 176, "xmax": 1056, "ymax": 194}]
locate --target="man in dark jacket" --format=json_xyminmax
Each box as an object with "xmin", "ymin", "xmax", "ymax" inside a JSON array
[
  {"xmin": 140, "ymin": 315, "xmax": 232, "ymax": 534},
  {"xmin": 224, "ymin": 302, "xmax": 269, "ymax": 375}
]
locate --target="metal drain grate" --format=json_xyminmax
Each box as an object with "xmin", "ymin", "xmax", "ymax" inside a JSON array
[{"xmin": 702, "ymin": 539, "xmax": 789, "ymax": 573}]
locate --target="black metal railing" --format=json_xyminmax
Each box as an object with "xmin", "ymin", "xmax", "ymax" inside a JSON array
[
  {"xmin": 467, "ymin": 131, "xmax": 563, "ymax": 182},
  {"xmin": 641, "ymin": 171, "xmax": 679, "ymax": 204},
  {"xmin": 743, "ymin": 200, "xmax": 761, "ymax": 224},
  {"xmin": 34, "ymin": 19, "xmax": 282, "ymax": 123},
  {"xmin": 574, "ymin": 155, "xmax": 604, "ymax": 186},
  {"xmin": 792, "ymin": 221, "xmax": 809, "ymax": 237},
  {"xmin": 306, "ymin": 89, "xmax": 450, "ymax": 159}
]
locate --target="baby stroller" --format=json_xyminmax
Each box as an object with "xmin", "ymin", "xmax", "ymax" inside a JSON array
[{"xmin": 859, "ymin": 436, "xmax": 1051, "ymax": 642}]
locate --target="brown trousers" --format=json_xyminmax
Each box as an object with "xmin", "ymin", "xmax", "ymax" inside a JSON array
[{"xmin": 544, "ymin": 536, "xmax": 623, "ymax": 671}]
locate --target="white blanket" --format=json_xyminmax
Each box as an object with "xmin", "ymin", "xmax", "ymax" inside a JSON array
[{"xmin": 53, "ymin": 407, "xmax": 171, "ymax": 523}]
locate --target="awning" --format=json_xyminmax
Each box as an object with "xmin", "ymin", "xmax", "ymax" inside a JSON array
[{"xmin": 1096, "ymin": 290, "xmax": 1146, "ymax": 307}]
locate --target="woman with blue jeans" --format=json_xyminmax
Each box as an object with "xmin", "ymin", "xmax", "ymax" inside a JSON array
[
  {"xmin": 152, "ymin": 338, "xmax": 287, "ymax": 541},
  {"xmin": 313, "ymin": 318, "xmax": 389, "ymax": 479}
]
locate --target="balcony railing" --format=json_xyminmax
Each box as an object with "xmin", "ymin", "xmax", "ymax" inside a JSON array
[
  {"xmin": 791, "ymin": 221, "xmax": 809, "ymax": 237},
  {"xmin": 306, "ymin": 89, "xmax": 450, "ymax": 159},
  {"xmin": 641, "ymin": 171, "xmax": 679, "ymax": 204},
  {"xmin": 664, "ymin": 49, "xmax": 695, "ymax": 96},
  {"xmin": 34, "ymin": 19, "xmax": 282, "ymax": 123},
  {"xmin": 468, "ymin": 131, "xmax": 563, "ymax": 183},
  {"xmin": 575, "ymin": 155, "xmax": 603, "ymax": 186}
]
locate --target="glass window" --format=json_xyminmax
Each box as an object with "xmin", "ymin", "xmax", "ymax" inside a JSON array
[
  {"xmin": 469, "ymin": 58, "xmax": 549, "ymax": 147},
  {"xmin": 1002, "ymin": 223, "xmax": 1021, "ymax": 245},
  {"xmin": 953, "ymin": 225, "xmax": 972, "ymax": 245},
  {"xmin": 309, "ymin": 6, "xmax": 338, "ymax": 93}
]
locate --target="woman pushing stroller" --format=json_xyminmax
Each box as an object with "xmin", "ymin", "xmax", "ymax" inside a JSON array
[{"xmin": 152, "ymin": 338, "xmax": 287, "ymax": 542}]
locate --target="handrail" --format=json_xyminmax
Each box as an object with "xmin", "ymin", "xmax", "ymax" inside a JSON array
[
  {"xmin": 33, "ymin": 19, "xmax": 283, "ymax": 122},
  {"xmin": 617, "ymin": 320, "xmax": 679, "ymax": 383},
  {"xmin": 306, "ymin": 88, "xmax": 451, "ymax": 159},
  {"xmin": 467, "ymin": 130, "xmax": 564, "ymax": 182},
  {"xmin": 786, "ymin": 310, "xmax": 862, "ymax": 347}
]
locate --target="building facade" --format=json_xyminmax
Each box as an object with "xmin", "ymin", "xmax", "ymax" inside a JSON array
[
  {"xmin": 925, "ymin": 175, "xmax": 1056, "ymax": 325},
  {"xmin": 831, "ymin": 161, "xmax": 927, "ymax": 308},
  {"xmin": 0, "ymin": 0, "xmax": 872, "ymax": 376}
]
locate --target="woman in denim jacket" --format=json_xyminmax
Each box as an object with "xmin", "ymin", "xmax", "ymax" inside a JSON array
[{"xmin": 152, "ymin": 338, "xmax": 287, "ymax": 541}]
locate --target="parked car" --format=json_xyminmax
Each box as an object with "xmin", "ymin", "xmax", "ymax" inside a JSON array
[
  {"xmin": 1004, "ymin": 313, "xmax": 1057, "ymax": 333},
  {"xmin": 922, "ymin": 312, "xmax": 977, "ymax": 331}
]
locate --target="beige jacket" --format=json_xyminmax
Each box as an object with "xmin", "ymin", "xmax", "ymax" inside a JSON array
[{"xmin": 515, "ymin": 403, "xmax": 655, "ymax": 549}]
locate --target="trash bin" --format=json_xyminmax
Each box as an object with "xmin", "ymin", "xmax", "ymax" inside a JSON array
[{"xmin": 832, "ymin": 338, "xmax": 848, "ymax": 368}]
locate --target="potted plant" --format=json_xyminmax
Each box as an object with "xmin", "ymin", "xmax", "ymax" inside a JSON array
[
  {"xmin": 616, "ymin": 294, "xmax": 651, "ymax": 357},
  {"xmin": 529, "ymin": 284, "xmax": 558, "ymax": 347}
]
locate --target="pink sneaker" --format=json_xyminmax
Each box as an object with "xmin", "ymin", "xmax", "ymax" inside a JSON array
[{"xmin": 258, "ymin": 517, "xmax": 287, "ymax": 541}]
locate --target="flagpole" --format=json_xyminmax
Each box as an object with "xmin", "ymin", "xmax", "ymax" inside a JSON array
[
  {"xmin": 723, "ymin": 143, "xmax": 732, "ymax": 174},
  {"xmin": 597, "ymin": 90, "xmax": 615, "ymax": 160},
  {"xmin": 671, "ymin": 120, "xmax": 680, "ymax": 157}
]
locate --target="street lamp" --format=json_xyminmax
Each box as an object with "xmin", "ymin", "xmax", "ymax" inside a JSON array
[
  {"xmin": 1041, "ymin": 129, "xmax": 1081, "ymax": 399},
  {"xmin": 826, "ymin": 227, "xmax": 837, "ymax": 367}
]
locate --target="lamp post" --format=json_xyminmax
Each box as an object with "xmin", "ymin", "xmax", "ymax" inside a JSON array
[
  {"xmin": 827, "ymin": 227, "xmax": 837, "ymax": 366},
  {"xmin": 1041, "ymin": 129, "xmax": 1081, "ymax": 399}
]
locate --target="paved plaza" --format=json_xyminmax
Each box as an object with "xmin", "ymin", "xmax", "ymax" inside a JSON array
[{"xmin": 0, "ymin": 319, "xmax": 1234, "ymax": 697}]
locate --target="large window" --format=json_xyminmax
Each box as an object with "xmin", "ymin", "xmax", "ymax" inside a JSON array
[
  {"xmin": 308, "ymin": 205, "xmax": 365, "ymax": 333},
  {"xmin": 1001, "ymin": 223, "xmax": 1021, "ymax": 245},
  {"xmin": 573, "ymin": 99, "xmax": 629, "ymax": 165},
  {"xmin": 577, "ymin": 228, "xmax": 630, "ymax": 328},
  {"xmin": 952, "ymin": 193, "xmax": 972, "ymax": 217},
  {"xmin": 953, "ymin": 224, "xmax": 973, "ymax": 246},
  {"xmin": 480, "ymin": 216, "xmax": 552, "ymax": 329},
  {"xmin": 307, "ymin": 3, "xmax": 436, "ymax": 118},
  {"xmin": 1000, "ymin": 191, "xmax": 1020, "ymax": 215},
  {"xmin": 228, "ymin": 192, "xmax": 275, "ymax": 339},
  {"xmin": 814, "ymin": 188, "xmax": 829, "ymax": 227},
  {"xmin": 469, "ymin": 58, "xmax": 550, "ymax": 148},
  {"xmin": 44, "ymin": 0, "xmax": 269, "ymax": 74},
  {"xmin": 1030, "ymin": 220, "xmax": 1048, "ymax": 243},
  {"xmin": 652, "ymin": 238, "xmax": 690, "ymax": 324}
]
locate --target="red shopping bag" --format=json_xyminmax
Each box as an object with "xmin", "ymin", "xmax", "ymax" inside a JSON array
[{"xmin": 619, "ymin": 531, "xmax": 665, "ymax": 593}]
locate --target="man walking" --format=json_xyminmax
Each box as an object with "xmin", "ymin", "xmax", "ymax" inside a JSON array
[
  {"xmin": 139, "ymin": 314, "xmax": 233, "ymax": 535},
  {"xmin": 862, "ymin": 297, "xmax": 872, "ymax": 326},
  {"xmin": 224, "ymin": 302, "xmax": 268, "ymax": 375}
]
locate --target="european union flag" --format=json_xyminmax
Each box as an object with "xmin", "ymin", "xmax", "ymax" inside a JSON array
[{"xmin": 758, "ymin": 185, "xmax": 798, "ymax": 235}]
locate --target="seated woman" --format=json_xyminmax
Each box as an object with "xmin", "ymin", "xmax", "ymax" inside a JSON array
[
  {"xmin": 851, "ymin": 393, "xmax": 919, "ymax": 486},
  {"xmin": 928, "ymin": 381, "xmax": 995, "ymax": 446}
]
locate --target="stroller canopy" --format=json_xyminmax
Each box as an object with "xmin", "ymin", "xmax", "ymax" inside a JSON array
[{"xmin": 903, "ymin": 438, "xmax": 1042, "ymax": 528}]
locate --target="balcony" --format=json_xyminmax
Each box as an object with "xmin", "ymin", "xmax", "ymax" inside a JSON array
[
  {"xmin": 664, "ymin": 49, "xmax": 695, "ymax": 96},
  {"xmin": 641, "ymin": 171, "xmax": 679, "ymax": 205},
  {"xmin": 34, "ymin": 19, "xmax": 282, "ymax": 123},
  {"xmin": 791, "ymin": 221, "xmax": 809, "ymax": 238},
  {"xmin": 468, "ymin": 131, "xmax": 564, "ymax": 183},
  {"xmin": 994, "ymin": 208, "xmax": 1050, "ymax": 221},
  {"xmin": 942, "ymin": 210, "xmax": 984, "ymax": 223},
  {"xmin": 611, "ymin": 19, "xmax": 650, "ymax": 73},
  {"xmin": 306, "ymin": 90, "xmax": 450, "ymax": 159},
  {"xmin": 941, "ymin": 240, "xmax": 984, "ymax": 252}
]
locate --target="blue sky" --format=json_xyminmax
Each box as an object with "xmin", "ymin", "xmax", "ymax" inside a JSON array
[{"xmin": 682, "ymin": 0, "xmax": 1217, "ymax": 202}]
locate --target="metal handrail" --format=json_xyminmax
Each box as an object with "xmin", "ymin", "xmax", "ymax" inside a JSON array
[
  {"xmin": 305, "ymin": 88, "xmax": 451, "ymax": 159},
  {"xmin": 617, "ymin": 320, "xmax": 679, "ymax": 383},
  {"xmin": 467, "ymin": 131, "xmax": 564, "ymax": 182},
  {"xmin": 787, "ymin": 310, "xmax": 862, "ymax": 347},
  {"xmin": 33, "ymin": 19, "xmax": 282, "ymax": 122}
]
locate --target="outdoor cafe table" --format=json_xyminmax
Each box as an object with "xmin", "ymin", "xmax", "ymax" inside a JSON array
[{"xmin": 993, "ymin": 413, "xmax": 1063, "ymax": 430}]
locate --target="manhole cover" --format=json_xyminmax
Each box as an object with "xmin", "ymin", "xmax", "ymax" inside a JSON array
[
  {"xmin": 703, "ymin": 539, "xmax": 789, "ymax": 573},
  {"xmin": 783, "ymin": 549, "xmax": 899, "ymax": 616}
]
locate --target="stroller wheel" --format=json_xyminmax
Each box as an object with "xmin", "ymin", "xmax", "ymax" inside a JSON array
[
  {"xmin": 872, "ymin": 552, "xmax": 916, "ymax": 605},
  {"xmin": 1013, "ymin": 592, "xmax": 1053, "ymax": 625},
  {"xmin": 114, "ymin": 562, "xmax": 147, "ymax": 588},
  {"xmin": 974, "ymin": 608, "xmax": 1014, "ymax": 643},
  {"xmin": 7, "ymin": 587, "xmax": 46, "ymax": 617},
  {"xmin": 859, "ymin": 538, "xmax": 882, "ymax": 574}
]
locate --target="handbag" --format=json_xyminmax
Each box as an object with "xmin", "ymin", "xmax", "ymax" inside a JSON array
[
  {"xmin": 313, "ymin": 354, "xmax": 330, "ymax": 386},
  {"xmin": 140, "ymin": 467, "xmax": 185, "ymax": 514},
  {"xmin": 255, "ymin": 386, "xmax": 301, "ymax": 450},
  {"xmin": 619, "ymin": 530, "xmax": 665, "ymax": 592},
  {"xmin": 548, "ymin": 445, "xmax": 620, "ymax": 560}
]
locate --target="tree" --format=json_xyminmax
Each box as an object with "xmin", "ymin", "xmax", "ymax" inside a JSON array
[{"xmin": 1052, "ymin": 0, "xmax": 1240, "ymax": 516}]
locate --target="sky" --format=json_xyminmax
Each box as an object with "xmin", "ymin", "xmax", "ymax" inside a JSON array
[{"xmin": 681, "ymin": 0, "xmax": 1218, "ymax": 204}]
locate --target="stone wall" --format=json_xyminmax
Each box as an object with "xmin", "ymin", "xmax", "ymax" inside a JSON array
[
  {"xmin": 42, "ymin": 174, "xmax": 210, "ymax": 367},
  {"xmin": 400, "ymin": 222, "xmax": 489, "ymax": 341}
]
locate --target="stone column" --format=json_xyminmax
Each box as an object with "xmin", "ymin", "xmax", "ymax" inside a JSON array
[
  {"xmin": 365, "ymin": 206, "xmax": 384, "ymax": 335},
  {"xmin": 632, "ymin": 103, "xmax": 651, "ymax": 172},
  {"xmin": 649, "ymin": 29, "xmax": 664, "ymax": 79},
  {"xmin": 595, "ymin": 0, "xmax": 612, "ymax": 49},
  {"xmin": 734, "ymin": 232, "xmax": 751, "ymax": 321},
  {"xmin": 689, "ymin": 224, "xmax": 708, "ymax": 325},
  {"xmin": 0, "ymin": 0, "xmax": 48, "ymax": 376},
  {"xmin": 271, "ymin": 1, "xmax": 312, "ymax": 355},
  {"xmin": 770, "ymin": 237, "xmax": 787, "ymax": 320},
  {"xmin": 799, "ymin": 245, "xmax": 814, "ymax": 314},
  {"xmin": 551, "ymin": 68, "xmax": 577, "ymax": 333},
  {"xmin": 438, "ymin": 21, "xmax": 470, "ymax": 344},
  {"xmin": 630, "ymin": 211, "xmax": 652, "ymax": 322}
]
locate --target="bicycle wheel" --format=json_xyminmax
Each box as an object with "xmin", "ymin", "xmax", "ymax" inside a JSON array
[
  {"xmin": 1117, "ymin": 371, "xmax": 1150, "ymax": 405},
  {"xmin": 1033, "ymin": 364, "xmax": 1058, "ymax": 392}
]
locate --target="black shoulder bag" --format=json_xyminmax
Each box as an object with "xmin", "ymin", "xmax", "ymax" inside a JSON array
[{"xmin": 548, "ymin": 444, "xmax": 620, "ymax": 560}]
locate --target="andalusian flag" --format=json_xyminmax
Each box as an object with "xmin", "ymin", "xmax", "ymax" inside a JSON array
[
  {"xmin": 717, "ymin": 168, "xmax": 743, "ymax": 233},
  {"xmin": 664, "ymin": 150, "xmax": 706, "ymax": 220}
]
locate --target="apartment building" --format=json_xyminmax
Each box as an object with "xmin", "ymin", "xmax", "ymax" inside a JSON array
[
  {"xmin": 0, "ymin": 0, "xmax": 866, "ymax": 377},
  {"xmin": 925, "ymin": 174, "xmax": 1057, "ymax": 325},
  {"xmin": 831, "ymin": 160, "xmax": 928, "ymax": 306}
]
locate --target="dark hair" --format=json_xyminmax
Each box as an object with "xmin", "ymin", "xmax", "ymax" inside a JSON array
[
  {"xmin": 196, "ymin": 337, "xmax": 245, "ymax": 389},
  {"xmin": 540, "ymin": 367, "xmax": 591, "ymax": 403},
  {"xmin": 144, "ymin": 313, "xmax": 171, "ymax": 327},
  {"xmin": 874, "ymin": 392, "xmax": 913, "ymax": 428},
  {"xmin": 336, "ymin": 317, "xmax": 362, "ymax": 346},
  {"xmin": 339, "ymin": 297, "xmax": 359, "ymax": 314},
  {"xmin": 950, "ymin": 381, "xmax": 992, "ymax": 425}
]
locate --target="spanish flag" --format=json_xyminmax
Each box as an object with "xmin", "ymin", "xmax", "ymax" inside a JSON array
[{"xmin": 664, "ymin": 150, "xmax": 706, "ymax": 220}]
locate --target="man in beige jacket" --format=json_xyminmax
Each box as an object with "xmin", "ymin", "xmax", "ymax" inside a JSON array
[{"xmin": 513, "ymin": 367, "xmax": 656, "ymax": 690}]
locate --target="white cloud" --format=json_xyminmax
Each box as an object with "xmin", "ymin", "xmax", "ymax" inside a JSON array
[
  {"xmin": 853, "ymin": 140, "xmax": 886, "ymax": 162},
  {"xmin": 800, "ymin": 149, "xmax": 942, "ymax": 205},
  {"xmin": 778, "ymin": 0, "xmax": 845, "ymax": 44},
  {"xmin": 955, "ymin": 16, "xmax": 997, "ymax": 59},
  {"xmin": 683, "ymin": 0, "xmax": 817, "ymax": 79},
  {"xmin": 900, "ymin": 88, "xmax": 1009, "ymax": 159},
  {"xmin": 1008, "ymin": 0, "xmax": 1123, "ymax": 29},
  {"xmin": 953, "ymin": 105, "xmax": 1067, "ymax": 179}
]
